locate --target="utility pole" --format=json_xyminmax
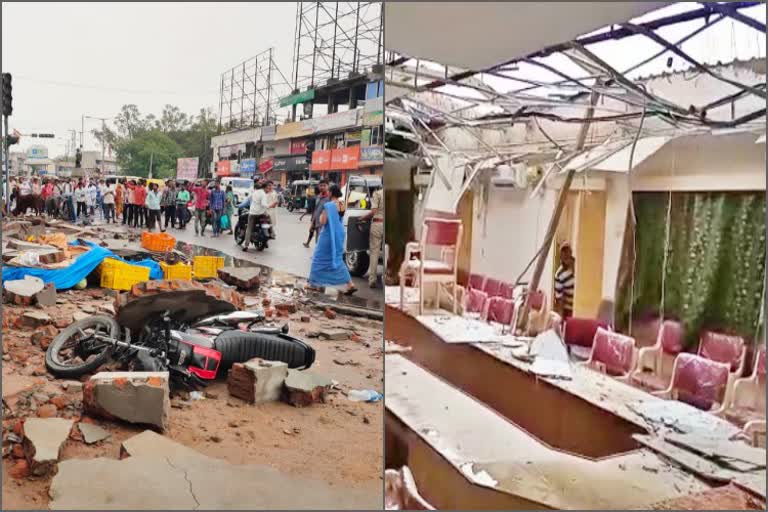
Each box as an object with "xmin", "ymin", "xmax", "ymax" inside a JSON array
[
  {"xmin": 148, "ymin": 151, "xmax": 153, "ymax": 179},
  {"xmin": 517, "ymin": 88, "xmax": 601, "ymax": 333}
]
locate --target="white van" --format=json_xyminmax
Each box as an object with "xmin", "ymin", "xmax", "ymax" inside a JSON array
[{"xmin": 219, "ymin": 177, "xmax": 255, "ymax": 204}]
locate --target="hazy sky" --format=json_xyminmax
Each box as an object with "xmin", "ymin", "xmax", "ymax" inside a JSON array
[{"xmin": 2, "ymin": 2, "xmax": 297, "ymax": 157}]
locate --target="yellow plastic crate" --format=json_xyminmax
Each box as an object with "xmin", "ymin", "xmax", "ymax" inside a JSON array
[
  {"xmin": 99, "ymin": 257, "xmax": 122, "ymax": 273},
  {"xmin": 100, "ymin": 260, "xmax": 151, "ymax": 291},
  {"xmin": 160, "ymin": 261, "xmax": 192, "ymax": 281},
  {"xmin": 193, "ymin": 256, "xmax": 224, "ymax": 279}
]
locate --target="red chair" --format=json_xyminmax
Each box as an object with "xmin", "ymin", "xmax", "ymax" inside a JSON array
[
  {"xmin": 468, "ymin": 273, "xmax": 486, "ymax": 290},
  {"xmin": 399, "ymin": 217, "xmax": 463, "ymax": 315},
  {"xmin": 499, "ymin": 281, "xmax": 515, "ymax": 300},
  {"xmin": 563, "ymin": 318, "xmax": 610, "ymax": 361},
  {"xmin": 483, "ymin": 278, "xmax": 503, "ymax": 298},
  {"xmin": 528, "ymin": 290, "xmax": 546, "ymax": 312},
  {"xmin": 653, "ymin": 353, "xmax": 730, "ymax": 413},
  {"xmin": 698, "ymin": 331, "xmax": 746, "ymax": 381},
  {"xmin": 582, "ymin": 328, "xmax": 637, "ymax": 381},
  {"xmin": 464, "ymin": 288, "xmax": 489, "ymax": 319},
  {"xmin": 631, "ymin": 320, "xmax": 685, "ymax": 392},
  {"xmin": 486, "ymin": 297, "xmax": 516, "ymax": 334},
  {"xmin": 724, "ymin": 345, "xmax": 766, "ymax": 427}
]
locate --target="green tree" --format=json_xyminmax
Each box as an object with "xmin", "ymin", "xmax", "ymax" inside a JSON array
[{"xmin": 117, "ymin": 130, "xmax": 182, "ymax": 178}]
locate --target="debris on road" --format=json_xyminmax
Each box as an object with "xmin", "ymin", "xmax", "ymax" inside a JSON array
[
  {"xmin": 283, "ymin": 370, "xmax": 332, "ymax": 407},
  {"xmin": 227, "ymin": 359, "xmax": 288, "ymax": 404},
  {"xmin": 22, "ymin": 418, "xmax": 73, "ymax": 476},
  {"xmin": 77, "ymin": 422, "xmax": 111, "ymax": 444},
  {"xmin": 83, "ymin": 372, "xmax": 170, "ymax": 431}
]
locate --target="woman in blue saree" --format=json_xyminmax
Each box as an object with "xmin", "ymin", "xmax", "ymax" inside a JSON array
[{"xmin": 309, "ymin": 185, "xmax": 358, "ymax": 295}]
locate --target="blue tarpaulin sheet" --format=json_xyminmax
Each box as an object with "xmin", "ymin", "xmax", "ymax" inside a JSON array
[{"xmin": 1, "ymin": 241, "xmax": 162, "ymax": 290}]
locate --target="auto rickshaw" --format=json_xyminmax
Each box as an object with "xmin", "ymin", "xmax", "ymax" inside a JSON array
[{"xmin": 285, "ymin": 179, "xmax": 319, "ymax": 213}]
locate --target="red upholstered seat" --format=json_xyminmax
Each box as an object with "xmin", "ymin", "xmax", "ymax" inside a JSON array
[
  {"xmin": 499, "ymin": 281, "xmax": 514, "ymax": 300},
  {"xmin": 487, "ymin": 297, "xmax": 515, "ymax": 325},
  {"xmin": 564, "ymin": 318, "xmax": 609, "ymax": 348},
  {"xmin": 671, "ymin": 353, "xmax": 730, "ymax": 411},
  {"xmin": 465, "ymin": 288, "xmax": 489, "ymax": 316},
  {"xmin": 589, "ymin": 328, "xmax": 636, "ymax": 377},
  {"xmin": 468, "ymin": 273, "xmax": 486, "ymax": 290},
  {"xmin": 660, "ymin": 320, "xmax": 685, "ymax": 355},
  {"xmin": 699, "ymin": 331, "xmax": 745, "ymax": 373},
  {"xmin": 483, "ymin": 278, "xmax": 503, "ymax": 298},
  {"xmin": 528, "ymin": 290, "xmax": 545, "ymax": 312}
]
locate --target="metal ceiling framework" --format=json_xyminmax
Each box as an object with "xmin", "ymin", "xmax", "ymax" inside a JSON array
[
  {"xmin": 385, "ymin": 1, "xmax": 767, "ymax": 172},
  {"xmin": 291, "ymin": 1, "xmax": 383, "ymax": 91},
  {"xmin": 218, "ymin": 49, "xmax": 293, "ymax": 133}
]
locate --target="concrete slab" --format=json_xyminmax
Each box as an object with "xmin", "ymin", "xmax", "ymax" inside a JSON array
[
  {"xmin": 284, "ymin": 370, "xmax": 332, "ymax": 407},
  {"xmin": 227, "ymin": 359, "xmax": 288, "ymax": 404},
  {"xmin": 78, "ymin": 423, "xmax": 111, "ymax": 444},
  {"xmin": 51, "ymin": 450, "xmax": 380, "ymax": 509},
  {"xmin": 83, "ymin": 372, "xmax": 170, "ymax": 431},
  {"xmin": 23, "ymin": 418, "xmax": 74, "ymax": 476}
]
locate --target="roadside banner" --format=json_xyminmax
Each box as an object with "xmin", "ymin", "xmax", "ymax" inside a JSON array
[{"xmin": 176, "ymin": 157, "xmax": 199, "ymax": 180}]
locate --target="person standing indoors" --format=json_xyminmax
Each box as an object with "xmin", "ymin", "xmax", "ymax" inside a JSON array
[
  {"xmin": 101, "ymin": 180, "xmax": 116, "ymax": 223},
  {"xmin": 308, "ymin": 185, "xmax": 357, "ymax": 295},
  {"xmin": 176, "ymin": 184, "xmax": 190, "ymax": 229},
  {"xmin": 161, "ymin": 180, "xmax": 177, "ymax": 232},
  {"xmin": 303, "ymin": 180, "xmax": 329, "ymax": 248},
  {"xmin": 115, "ymin": 180, "xmax": 124, "ymax": 222},
  {"xmin": 192, "ymin": 180, "xmax": 210, "ymax": 236},
  {"xmin": 133, "ymin": 180, "xmax": 147, "ymax": 228},
  {"xmin": 359, "ymin": 187, "xmax": 384, "ymax": 288},
  {"xmin": 74, "ymin": 181, "xmax": 88, "ymax": 219},
  {"xmin": 224, "ymin": 185, "xmax": 236, "ymax": 235},
  {"xmin": 242, "ymin": 181, "xmax": 277, "ymax": 252},
  {"xmin": 145, "ymin": 183, "xmax": 162, "ymax": 232},
  {"xmin": 554, "ymin": 242, "xmax": 576, "ymax": 320},
  {"xmin": 208, "ymin": 181, "xmax": 226, "ymax": 238}
]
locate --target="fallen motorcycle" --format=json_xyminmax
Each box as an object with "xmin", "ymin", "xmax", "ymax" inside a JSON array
[{"xmin": 45, "ymin": 308, "xmax": 315, "ymax": 390}]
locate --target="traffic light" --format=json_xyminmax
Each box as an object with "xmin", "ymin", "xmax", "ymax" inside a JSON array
[
  {"xmin": 1, "ymin": 73, "xmax": 12, "ymax": 116},
  {"xmin": 305, "ymin": 140, "xmax": 315, "ymax": 166}
]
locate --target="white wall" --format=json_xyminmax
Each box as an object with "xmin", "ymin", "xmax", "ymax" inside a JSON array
[{"xmin": 470, "ymin": 182, "xmax": 557, "ymax": 294}]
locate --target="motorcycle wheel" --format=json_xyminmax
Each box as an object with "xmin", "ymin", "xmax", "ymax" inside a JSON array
[
  {"xmin": 286, "ymin": 203, "xmax": 294, "ymax": 213},
  {"xmin": 256, "ymin": 238, "xmax": 266, "ymax": 251},
  {"xmin": 45, "ymin": 315, "xmax": 118, "ymax": 378},
  {"xmin": 234, "ymin": 223, "xmax": 246, "ymax": 245}
]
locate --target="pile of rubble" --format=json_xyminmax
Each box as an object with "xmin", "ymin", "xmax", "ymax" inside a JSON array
[{"xmin": 2, "ymin": 215, "xmax": 384, "ymax": 508}]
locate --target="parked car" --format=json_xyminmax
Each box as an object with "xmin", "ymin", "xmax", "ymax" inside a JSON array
[{"xmin": 220, "ymin": 177, "xmax": 255, "ymax": 204}]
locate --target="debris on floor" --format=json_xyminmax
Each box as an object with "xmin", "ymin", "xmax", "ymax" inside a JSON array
[{"xmin": 83, "ymin": 372, "xmax": 171, "ymax": 431}]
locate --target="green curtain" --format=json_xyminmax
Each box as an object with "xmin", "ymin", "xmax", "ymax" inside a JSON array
[{"xmin": 616, "ymin": 191, "xmax": 765, "ymax": 347}]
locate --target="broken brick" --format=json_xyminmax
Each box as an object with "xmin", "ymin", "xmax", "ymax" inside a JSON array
[
  {"xmin": 324, "ymin": 308, "xmax": 337, "ymax": 320},
  {"xmin": 283, "ymin": 370, "xmax": 332, "ymax": 408},
  {"xmin": 8, "ymin": 459, "xmax": 30, "ymax": 479},
  {"xmin": 275, "ymin": 302, "xmax": 297, "ymax": 314},
  {"xmin": 227, "ymin": 359, "xmax": 288, "ymax": 404},
  {"xmin": 37, "ymin": 404, "xmax": 58, "ymax": 418}
]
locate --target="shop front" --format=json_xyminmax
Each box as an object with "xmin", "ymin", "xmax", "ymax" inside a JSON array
[
  {"xmin": 311, "ymin": 146, "xmax": 360, "ymax": 186},
  {"xmin": 358, "ymin": 145, "xmax": 384, "ymax": 176},
  {"xmin": 273, "ymin": 154, "xmax": 310, "ymax": 186}
]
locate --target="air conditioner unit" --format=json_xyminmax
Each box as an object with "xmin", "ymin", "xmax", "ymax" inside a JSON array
[{"xmin": 491, "ymin": 163, "xmax": 527, "ymax": 188}]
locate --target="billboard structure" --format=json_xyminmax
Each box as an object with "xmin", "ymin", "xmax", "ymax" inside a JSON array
[
  {"xmin": 218, "ymin": 48, "xmax": 293, "ymax": 134},
  {"xmin": 291, "ymin": 2, "xmax": 383, "ymax": 90},
  {"xmin": 176, "ymin": 157, "xmax": 199, "ymax": 181}
]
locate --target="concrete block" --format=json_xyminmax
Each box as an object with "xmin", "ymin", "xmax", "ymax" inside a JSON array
[
  {"xmin": 283, "ymin": 370, "xmax": 332, "ymax": 408},
  {"xmin": 34, "ymin": 283, "xmax": 57, "ymax": 307},
  {"xmin": 22, "ymin": 311, "xmax": 52, "ymax": 328},
  {"xmin": 319, "ymin": 329, "xmax": 348, "ymax": 341},
  {"xmin": 78, "ymin": 423, "xmax": 111, "ymax": 444},
  {"xmin": 227, "ymin": 359, "xmax": 288, "ymax": 404},
  {"xmin": 22, "ymin": 418, "xmax": 74, "ymax": 476},
  {"xmin": 83, "ymin": 372, "xmax": 170, "ymax": 431}
]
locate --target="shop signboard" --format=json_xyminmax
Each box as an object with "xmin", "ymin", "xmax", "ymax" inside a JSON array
[
  {"xmin": 216, "ymin": 160, "xmax": 232, "ymax": 176},
  {"xmin": 359, "ymin": 145, "xmax": 384, "ymax": 166},
  {"xmin": 273, "ymin": 154, "xmax": 308, "ymax": 172},
  {"xmin": 176, "ymin": 157, "xmax": 199, "ymax": 180},
  {"xmin": 261, "ymin": 125, "xmax": 276, "ymax": 142},
  {"xmin": 239, "ymin": 158, "xmax": 257, "ymax": 177},
  {"xmin": 311, "ymin": 109, "xmax": 360, "ymax": 134},
  {"xmin": 259, "ymin": 159, "xmax": 273, "ymax": 173},
  {"xmin": 275, "ymin": 120, "xmax": 313, "ymax": 140},
  {"xmin": 279, "ymin": 88, "xmax": 315, "ymax": 107},
  {"xmin": 330, "ymin": 146, "xmax": 360, "ymax": 170},
  {"xmin": 290, "ymin": 139, "xmax": 308, "ymax": 154},
  {"xmin": 311, "ymin": 150, "xmax": 332, "ymax": 171}
]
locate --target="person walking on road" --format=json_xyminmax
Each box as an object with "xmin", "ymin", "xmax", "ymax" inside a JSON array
[
  {"xmin": 308, "ymin": 185, "xmax": 357, "ymax": 295},
  {"xmin": 115, "ymin": 180, "xmax": 124, "ymax": 221},
  {"xmin": 145, "ymin": 183, "xmax": 162, "ymax": 232},
  {"xmin": 161, "ymin": 180, "xmax": 177, "ymax": 232},
  {"xmin": 303, "ymin": 180, "xmax": 329, "ymax": 248},
  {"xmin": 359, "ymin": 187, "xmax": 383, "ymax": 288},
  {"xmin": 123, "ymin": 180, "xmax": 135, "ymax": 226},
  {"xmin": 192, "ymin": 180, "xmax": 210, "ymax": 236},
  {"xmin": 87, "ymin": 180, "xmax": 98, "ymax": 219},
  {"xmin": 176, "ymin": 184, "xmax": 190, "ymax": 229},
  {"xmin": 133, "ymin": 180, "xmax": 147, "ymax": 228},
  {"xmin": 224, "ymin": 185, "xmax": 235, "ymax": 235},
  {"xmin": 74, "ymin": 182, "xmax": 88, "ymax": 220},
  {"xmin": 299, "ymin": 185, "xmax": 317, "ymax": 222},
  {"xmin": 209, "ymin": 181, "xmax": 226, "ymax": 238},
  {"xmin": 242, "ymin": 181, "xmax": 277, "ymax": 252}
]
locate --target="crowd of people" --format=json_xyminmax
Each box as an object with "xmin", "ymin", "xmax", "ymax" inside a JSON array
[{"xmin": 5, "ymin": 175, "xmax": 241, "ymax": 237}]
